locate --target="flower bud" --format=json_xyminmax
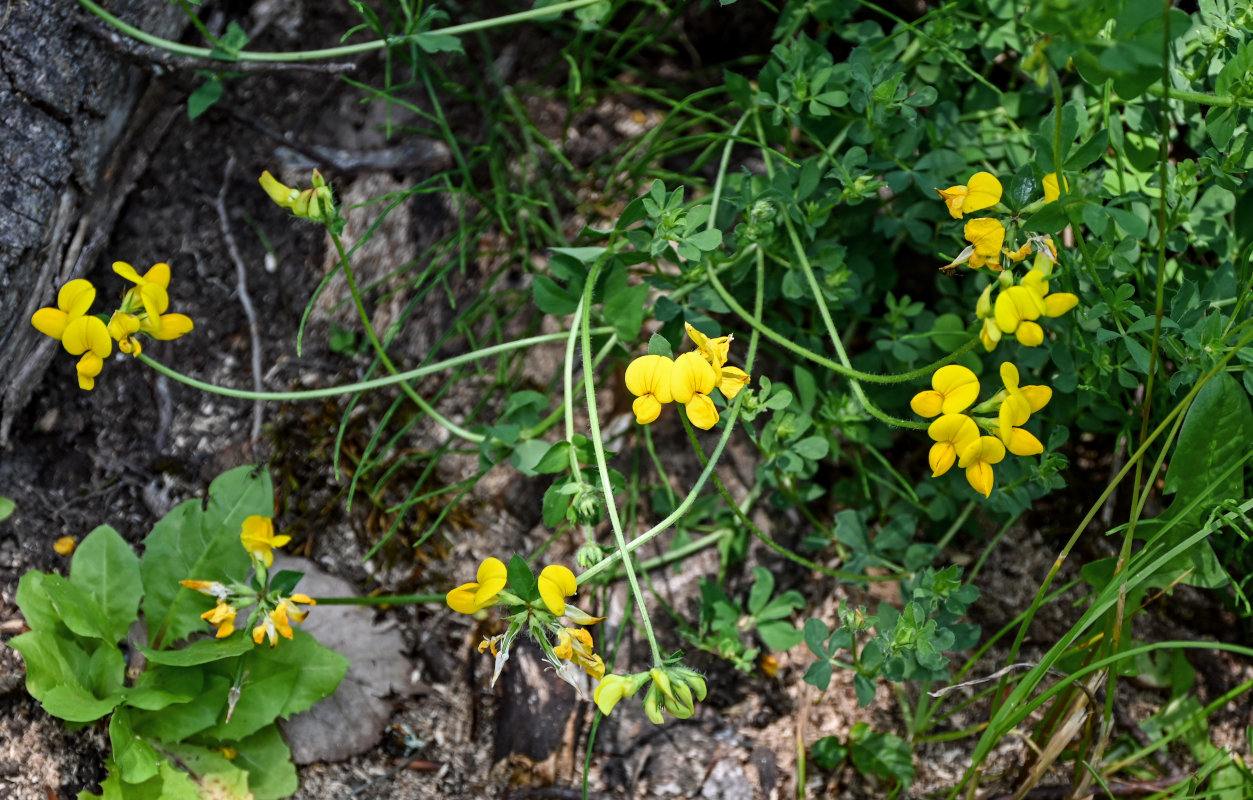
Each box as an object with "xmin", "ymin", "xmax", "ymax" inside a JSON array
[{"xmin": 576, "ymin": 543, "xmax": 610, "ymax": 569}]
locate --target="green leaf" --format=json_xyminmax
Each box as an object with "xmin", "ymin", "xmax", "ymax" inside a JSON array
[
  {"xmin": 141, "ymin": 466, "xmax": 269, "ymax": 649},
  {"xmin": 110, "ymin": 709, "xmax": 161, "ymax": 784},
  {"xmin": 269, "ymin": 570, "xmax": 305, "ymax": 597},
  {"xmin": 510, "ymin": 439, "xmax": 551, "ymax": 477},
  {"xmin": 7, "ymin": 629, "xmax": 93, "ymax": 699},
  {"xmin": 187, "ymin": 77, "xmax": 223, "ymax": 120},
  {"xmin": 41, "ymin": 683, "xmax": 121, "ymax": 722},
  {"xmin": 758, "ymin": 620, "xmax": 804, "ymax": 651},
  {"xmin": 853, "ymin": 673, "xmax": 876, "ymax": 707},
  {"xmin": 532, "ymin": 275, "xmax": 580, "ymax": 315},
  {"xmin": 647, "ymin": 332, "xmax": 673, "ymax": 358},
  {"xmin": 803, "ymin": 659, "xmax": 833, "ymax": 690},
  {"xmin": 202, "ymin": 630, "xmax": 348, "ymax": 740},
  {"xmin": 15, "ymin": 570, "xmax": 59, "ymax": 632},
  {"xmin": 803, "ymin": 617, "xmax": 830, "ymax": 656},
  {"xmin": 793, "ymin": 435, "xmax": 829, "ymax": 460},
  {"xmin": 850, "ymin": 729, "xmax": 915, "ymax": 786},
  {"xmin": 747, "ymin": 566, "xmax": 774, "ymax": 615},
  {"xmin": 415, "ymin": 32, "xmax": 463, "ymax": 53},
  {"xmin": 542, "ymin": 479, "xmax": 572, "ymax": 528},
  {"xmin": 233, "ymin": 724, "xmax": 298, "ymax": 800},
  {"xmin": 1163, "ymin": 372, "xmax": 1252, "ymax": 517},
  {"xmin": 0, "ymin": 495, "xmax": 13, "ymax": 522},
  {"xmin": 810, "ymin": 736, "xmax": 848, "ymax": 770},
  {"xmin": 532, "ymin": 441, "xmax": 572, "ymax": 474},
  {"xmin": 141, "ymin": 634, "xmax": 255, "ymax": 667},
  {"xmin": 71, "ymin": 525, "xmax": 142, "ymax": 642},
  {"xmin": 42, "ymin": 574, "xmax": 113, "ymax": 642},
  {"xmin": 123, "ymin": 665, "xmax": 204, "ymax": 710},
  {"xmin": 507, "ymin": 554, "xmax": 538, "ymax": 602},
  {"xmin": 131, "ymin": 674, "xmax": 231, "ymax": 743},
  {"xmin": 603, "ymin": 265, "xmax": 650, "ymax": 341},
  {"xmin": 159, "ymin": 741, "xmax": 254, "ymax": 798}
]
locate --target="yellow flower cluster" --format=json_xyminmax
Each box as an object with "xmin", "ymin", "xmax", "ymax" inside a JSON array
[
  {"xmin": 934, "ymin": 172, "xmax": 1078, "ymax": 350},
  {"xmin": 911, "ymin": 364, "xmax": 1051, "ymax": 497},
  {"xmin": 625, "ymin": 323, "xmax": 750, "ymax": 430},
  {"xmin": 594, "ymin": 665, "xmax": 708, "ymax": 724},
  {"xmin": 446, "ymin": 556, "xmax": 583, "ymax": 616},
  {"xmin": 180, "ymin": 515, "xmax": 316, "ymax": 647},
  {"xmin": 31, "ymin": 263, "xmax": 193, "ymax": 389}
]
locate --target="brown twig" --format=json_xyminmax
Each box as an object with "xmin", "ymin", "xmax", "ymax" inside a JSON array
[{"xmin": 213, "ymin": 155, "xmax": 264, "ymax": 444}]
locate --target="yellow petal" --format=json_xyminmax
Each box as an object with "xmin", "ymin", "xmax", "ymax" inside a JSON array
[
  {"xmin": 473, "ymin": 557, "xmax": 508, "ymax": 607},
  {"xmin": 935, "ymin": 185, "xmax": 968, "ymax": 219},
  {"xmin": 927, "ymin": 413, "xmax": 978, "ymax": 447},
  {"xmin": 1043, "ymin": 292, "xmax": 1078, "ymax": 317},
  {"xmin": 964, "ymin": 218, "xmax": 1006, "ymax": 258},
  {"xmin": 976, "ymin": 283, "xmax": 994, "ymax": 319},
  {"xmin": 962, "ymin": 172, "xmax": 1002, "ymax": 213},
  {"xmin": 718, "ymin": 365, "xmax": 750, "ymax": 399},
  {"xmin": 62, "ymin": 317, "xmax": 112, "ymax": 358},
  {"xmin": 999, "ymin": 362, "xmax": 1021, "ymax": 392},
  {"xmin": 684, "ymin": 394, "xmax": 720, "ymax": 430},
  {"xmin": 625, "ymin": 355, "xmax": 674, "ymax": 403},
  {"xmin": 138, "ymin": 284, "xmax": 170, "ymax": 318},
  {"xmin": 259, "ymin": 171, "xmax": 297, "ymax": 208},
  {"xmin": 965, "ymin": 461, "xmax": 996, "ymax": 498},
  {"xmin": 979, "ymin": 318, "xmax": 1001, "ymax": 352},
  {"xmin": 911, "ymin": 389, "xmax": 943, "ymax": 418},
  {"xmin": 143, "ymin": 262, "xmax": 171, "ymax": 289},
  {"xmin": 957, "ymin": 435, "xmax": 1006, "ymax": 469},
  {"xmin": 670, "ymin": 352, "xmax": 716, "ymax": 404},
  {"xmin": 1003, "ymin": 427, "xmax": 1043, "ymax": 457},
  {"xmin": 684, "ymin": 322, "xmax": 732, "ymax": 368},
  {"xmin": 994, "ymin": 286, "xmax": 1042, "ymax": 333},
  {"xmin": 632, "ymin": 394, "xmax": 663, "ymax": 425},
  {"xmin": 538, "ymin": 564, "xmax": 577, "ymax": 615},
  {"xmin": 58, "ymin": 279, "xmax": 97, "ymax": 316},
  {"xmin": 594, "ymin": 675, "xmax": 628, "ymax": 716},
  {"xmin": 932, "ymin": 365, "xmax": 980, "ymax": 413},
  {"xmin": 112, "ymin": 262, "xmax": 143, "ymax": 284},
  {"xmin": 31, "ymin": 307, "xmax": 70, "ymax": 340},
  {"xmin": 146, "ymin": 313, "xmax": 195, "ymax": 340},
  {"xmin": 1042, "ymin": 173, "xmax": 1067, "ymax": 204},
  {"xmin": 76, "ymin": 353, "xmax": 103, "ymax": 391},
  {"xmin": 1015, "ymin": 321, "xmax": 1044, "ymax": 346},
  {"xmin": 1021, "ymin": 385, "xmax": 1053, "ymax": 413},
  {"xmin": 446, "ymin": 582, "xmax": 483, "ymax": 614},
  {"xmin": 929, "ymin": 442, "xmax": 957, "ymax": 477}
]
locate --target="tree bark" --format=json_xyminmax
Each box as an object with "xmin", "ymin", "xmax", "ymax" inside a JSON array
[{"xmin": 0, "ymin": 0, "xmax": 183, "ymax": 445}]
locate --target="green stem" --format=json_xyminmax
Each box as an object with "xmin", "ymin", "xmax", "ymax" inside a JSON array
[
  {"xmin": 707, "ymin": 266, "xmax": 979, "ymax": 386},
  {"xmin": 312, "ymin": 594, "xmax": 445, "ymax": 606},
  {"xmin": 579, "ymin": 259, "xmax": 663, "ymax": 665},
  {"xmin": 329, "ymin": 231, "xmax": 483, "ymax": 442},
  {"xmin": 78, "ymin": 0, "xmax": 606, "ymax": 62},
  {"xmin": 137, "ymin": 328, "xmax": 611, "ymax": 400},
  {"xmin": 1144, "ymin": 84, "xmax": 1253, "ymax": 108}
]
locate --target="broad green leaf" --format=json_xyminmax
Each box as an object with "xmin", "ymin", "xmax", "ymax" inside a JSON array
[
  {"xmin": 131, "ymin": 673, "xmax": 231, "ymax": 743},
  {"xmin": 0, "ymin": 495, "xmax": 13, "ymax": 521},
  {"xmin": 510, "ymin": 439, "xmax": 551, "ymax": 477},
  {"xmin": 233, "ymin": 724, "xmax": 298, "ymax": 800},
  {"xmin": 40, "ymin": 683, "xmax": 121, "ymax": 722},
  {"xmin": 110, "ymin": 709, "xmax": 161, "ymax": 784},
  {"xmin": 803, "ymin": 617, "xmax": 830, "ymax": 656},
  {"xmin": 810, "ymin": 736, "xmax": 848, "ymax": 770},
  {"xmin": 201, "ymin": 629, "xmax": 349, "ymax": 740},
  {"xmin": 71, "ymin": 525, "xmax": 142, "ymax": 642},
  {"xmin": 15, "ymin": 570, "xmax": 59, "ymax": 632},
  {"xmin": 533, "ymin": 441, "xmax": 573, "ymax": 475},
  {"xmin": 88, "ymin": 643, "xmax": 126, "ymax": 698},
  {"xmin": 647, "ymin": 332, "xmax": 673, "ymax": 358},
  {"xmin": 42, "ymin": 574, "xmax": 113, "ymax": 642},
  {"xmin": 187, "ymin": 77, "xmax": 223, "ymax": 120},
  {"xmin": 603, "ymin": 265, "xmax": 650, "ymax": 341},
  {"xmin": 533, "ymin": 275, "xmax": 580, "ymax": 315},
  {"xmin": 853, "ymin": 673, "xmax": 876, "ymax": 707},
  {"xmin": 758, "ymin": 620, "xmax": 804, "ymax": 651},
  {"xmin": 850, "ymin": 729, "xmax": 915, "ymax": 787},
  {"xmin": 160, "ymin": 742, "xmax": 253, "ymax": 799},
  {"xmin": 124, "ymin": 665, "xmax": 204, "ymax": 710},
  {"xmin": 141, "ymin": 466, "xmax": 270, "ymax": 649},
  {"xmin": 414, "ymin": 32, "xmax": 462, "ymax": 54},
  {"xmin": 141, "ymin": 634, "xmax": 255, "ymax": 667},
  {"xmin": 7, "ymin": 630, "xmax": 93, "ymax": 698}
]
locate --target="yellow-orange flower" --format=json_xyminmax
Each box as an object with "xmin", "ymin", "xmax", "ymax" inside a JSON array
[
  {"xmin": 684, "ymin": 322, "xmax": 750, "ymax": 400},
  {"xmin": 625, "ymin": 354, "xmax": 674, "ymax": 424},
  {"xmin": 239, "ymin": 516, "xmax": 291, "ymax": 568},
  {"xmin": 203, "ymin": 601, "xmax": 239, "ymax": 639},
  {"xmin": 30, "ymin": 279, "xmax": 113, "ymax": 390},
  {"xmin": 671, "ymin": 351, "xmax": 720, "ymax": 429}
]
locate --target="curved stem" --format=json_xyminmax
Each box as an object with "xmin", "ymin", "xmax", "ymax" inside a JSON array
[
  {"xmin": 138, "ymin": 331, "xmax": 612, "ymax": 400},
  {"xmin": 329, "ymin": 232, "xmax": 484, "ymax": 443},
  {"xmin": 707, "ymin": 265, "xmax": 979, "ymax": 385},
  {"xmin": 78, "ymin": 0, "xmax": 605, "ymax": 62}
]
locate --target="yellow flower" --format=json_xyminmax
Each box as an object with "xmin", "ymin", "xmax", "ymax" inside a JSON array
[
  {"xmin": 957, "ymin": 435, "xmax": 1006, "ymax": 498},
  {"xmin": 935, "ymin": 172, "xmax": 1002, "ymax": 219},
  {"xmin": 994, "ymin": 269, "xmax": 1077, "ymax": 346},
  {"xmin": 1021, "ymin": 269, "xmax": 1079, "ymax": 317},
  {"xmin": 684, "ymin": 322, "xmax": 750, "ymax": 399},
  {"xmin": 202, "ymin": 601, "xmax": 238, "ymax": 639},
  {"xmin": 538, "ymin": 564, "xmax": 577, "ymax": 615},
  {"xmin": 239, "ymin": 515, "xmax": 291, "ymax": 568},
  {"xmin": 259, "ymin": 171, "xmax": 301, "ymax": 208},
  {"xmin": 625, "ymin": 354, "xmax": 674, "ymax": 424},
  {"xmin": 1042, "ymin": 173, "xmax": 1068, "ymax": 204},
  {"xmin": 964, "ymin": 218, "xmax": 1006, "ymax": 270},
  {"xmin": 926, "ymin": 413, "xmax": 979, "ymax": 477},
  {"xmin": 30, "ymin": 279, "xmax": 113, "ymax": 390},
  {"xmin": 671, "ymin": 351, "xmax": 720, "ymax": 430},
  {"xmin": 53, "ymin": 536, "xmax": 76, "ymax": 556},
  {"xmin": 553, "ymin": 627, "xmax": 605, "ymax": 679},
  {"xmin": 997, "ymin": 363, "xmax": 1052, "ymax": 456},
  {"xmin": 111, "ymin": 262, "xmax": 194, "ymax": 347},
  {"xmin": 910, "ymin": 365, "xmax": 980, "ymax": 418},
  {"xmin": 446, "ymin": 556, "xmax": 508, "ymax": 614}
]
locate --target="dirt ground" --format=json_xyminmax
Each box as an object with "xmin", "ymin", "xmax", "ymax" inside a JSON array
[{"xmin": 2, "ymin": 2, "xmax": 1251, "ymax": 799}]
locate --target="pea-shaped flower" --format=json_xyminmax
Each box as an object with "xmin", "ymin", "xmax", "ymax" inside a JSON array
[
  {"xmin": 30, "ymin": 279, "xmax": 113, "ymax": 390},
  {"xmin": 935, "ymin": 172, "xmax": 1002, "ymax": 219},
  {"xmin": 958, "ymin": 435, "xmax": 1006, "ymax": 498},
  {"xmin": 446, "ymin": 556, "xmax": 508, "ymax": 614},
  {"xmin": 926, "ymin": 413, "xmax": 979, "ymax": 477},
  {"xmin": 911, "ymin": 365, "xmax": 980, "ymax": 418},
  {"xmin": 625, "ymin": 354, "xmax": 674, "ymax": 424},
  {"xmin": 537, "ymin": 564, "xmax": 577, "ymax": 615},
  {"xmin": 671, "ymin": 352, "xmax": 720, "ymax": 430}
]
